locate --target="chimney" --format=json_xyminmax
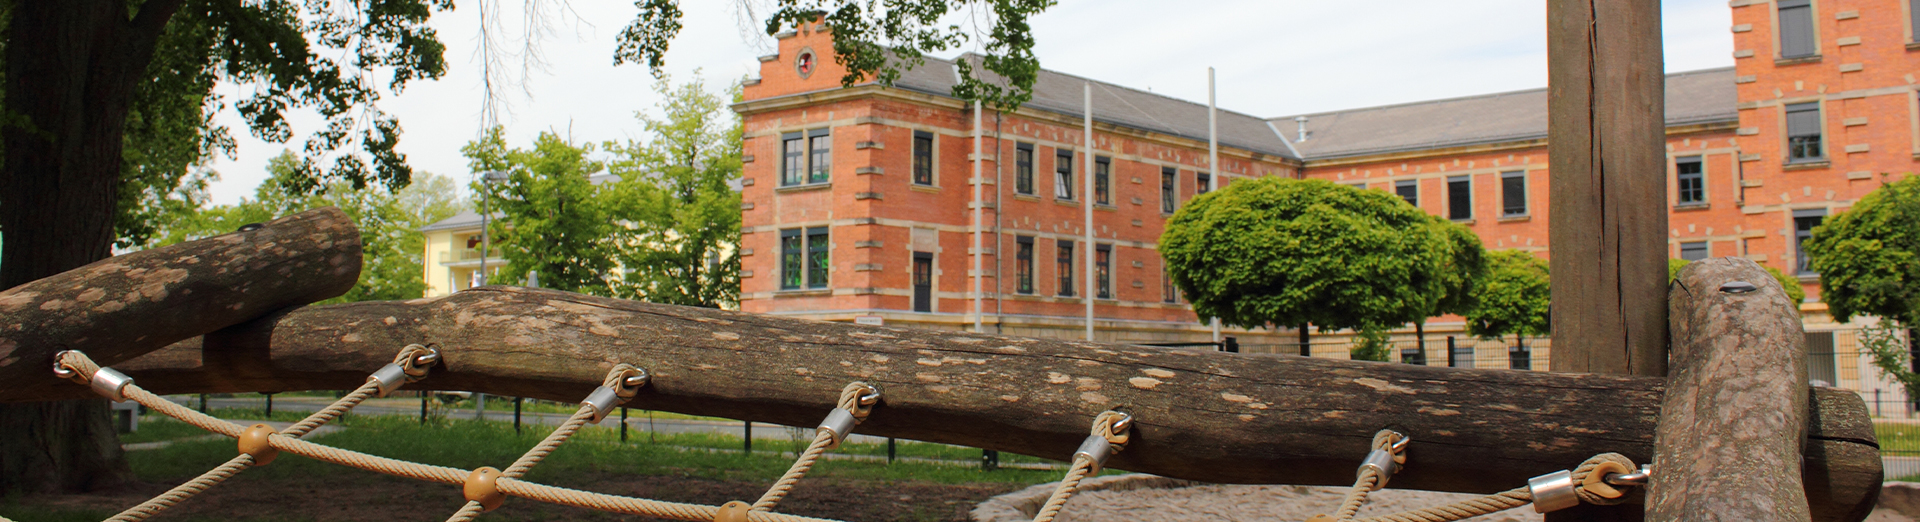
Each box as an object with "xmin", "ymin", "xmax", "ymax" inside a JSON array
[{"xmin": 1294, "ymin": 116, "xmax": 1310, "ymax": 142}]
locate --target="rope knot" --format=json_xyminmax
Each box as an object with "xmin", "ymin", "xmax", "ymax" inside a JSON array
[
  {"xmin": 393, "ymin": 343, "xmax": 440, "ymax": 379},
  {"xmin": 1570, "ymin": 453, "xmax": 1642, "ymax": 505},
  {"xmin": 52, "ymin": 350, "xmax": 100, "ymax": 386},
  {"xmin": 837, "ymin": 381, "xmax": 880, "ymax": 420},
  {"xmin": 604, "ymin": 364, "xmax": 649, "ymax": 399}
]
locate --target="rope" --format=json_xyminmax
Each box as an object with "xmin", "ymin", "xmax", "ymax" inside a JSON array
[
  {"xmin": 1030, "ymin": 410, "xmax": 1131, "ymax": 522},
  {"xmin": 96, "ymin": 346, "xmax": 430, "ymax": 522},
  {"xmin": 751, "ymin": 382, "xmax": 876, "ymax": 512},
  {"xmin": 1331, "ymin": 430, "xmax": 1401, "ymax": 520},
  {"xmin": 444, "ymin": 365, "xmax": 637, "ymax": 521},
  {"xmin": 1352, "ymin": 488, "xmax": 1532, "ymax": 522}
]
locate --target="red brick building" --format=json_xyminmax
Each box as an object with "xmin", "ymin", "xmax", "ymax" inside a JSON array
[{"xmin": 733, "ymin": 4, "xmax": 1917, "ymax": 354}]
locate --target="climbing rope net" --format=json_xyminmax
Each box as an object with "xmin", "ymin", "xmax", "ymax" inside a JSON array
[{"xmin": 9, "ymin": 345, "xmax": 1655, "ymax": 522}]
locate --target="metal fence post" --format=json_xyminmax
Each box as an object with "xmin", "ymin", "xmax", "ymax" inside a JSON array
[
  {"xmin": 887, "ymin": 438, "xmax": 897, "ymax": 464},
  {"xmin": 198, "ymin": 394, "xmax": 207, "ymax": 413},
  {"xmin": 514, "ymin": 397, "xmax": 523, "ymax": 434},
  {"xmin": 743, "ymin": 421, "xmax": 753, "ymax": 454},
  {"xmin": 420, "ymin": 392, "xmax": 428, "ymax": 424},
  {"xmin": 264, "ymin": 393, "xmax": 273, "ymax": 417},
  {"xmin": 982, "ymin": 449, "xmax": 1000, "ymax": 471}
]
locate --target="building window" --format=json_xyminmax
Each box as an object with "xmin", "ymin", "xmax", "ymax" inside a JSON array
[
  {"xmin": 781, "ymin": 133, "xmax": 806, "ymax": 186},
  {"xmin": 1055, "ymin": 150, "xmax": 1075, "ymax": 200},
  {"xmin": 1015, "ymin": 143, "xmax": 1034, "ymax": 195},
  {"xmin": 1197, "ymin": 173, "xmax": 1212, "ymax": 195},
  {"xmin": 1675, "ymin": 156, "xmax": 1705, "ymax": 205},
  {"xmin": 1912, "ymin": 0, "xmax": 1920, "ymax": 43},
  {"xmin": 807, "ymin": 129, "xmax": 830, "ymax": 184},
  {"xmin": 1447, "ymin": 175, "xmax": 1472, "ymax": 221},
  {"xmin": 1094, "ymin": 157, "xmax": 1112, "ymax": 205},
  {"xmin": 1680, "ymin": 241, "xmax": 1710, "ymax": 261},
  {"xmin": 1786, "ymin": 102, "xmax": 1823, "ymax": 163},
  {"xmin": 912, "ymin": 131, "xmax": 934, "ymax": 186},
  {"xmin": 1160, "ymin": 167, "xmax": 1177, "ymax": 214},
  {"xmin": 1015, "ymin": 237, "xmax": 1034, "ymax": 295},
  {"xmin": 1794, "ymin": 209, "xmax": 1825, "ymax": 274},
  {"xmin": 780, "ymin": 229, "xmax": 803, "ymax": 289},
  {"xmin": 1395, "ymin": 179, "xmax": 1418, "ymax": 207},
  {"xmin": 1161, "ymin": 262, "xmax": 1178, "ymax": 303},
  {"xmin": 1778, "ymin": 0, "xmax": 1817, "ymax": 58},
  {"xmin": 1499, "ymin": 171, "xmax": 1527, "ymax": 217},
  {"xmin": 781, "ymin": 129, "xmax": 831, "ymax": 186},
  {"xmin": 1095, "ymin": 244, "xmax": 1112, "ymax": 299},
  {"xmin": 1056, "ymin": 240, "xmax": 1075, "ymax": 297}
]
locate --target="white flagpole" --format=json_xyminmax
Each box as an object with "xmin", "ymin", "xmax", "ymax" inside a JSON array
[
  {"xmin": 1208, "ymin": 67, "xmax": 1223, "ymax": 344},
  {"xmin": 1083, "ymin": 82, "xmax": 1095, "ymax": 342},
  {"xmin": 972, "ymin": 99, "xmax": 985, "ymax": 333}
]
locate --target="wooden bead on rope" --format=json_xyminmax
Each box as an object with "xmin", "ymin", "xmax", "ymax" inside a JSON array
[
  {"xmin": 464, "ymin": 467, "xmax": 506, "ymax": 511},
  {"xmin": 713, "ymin": 500, "xmax": 751, "ymax": 522},
  {"xmin": 237, "ymin": 424, "xmax": 279, "ymax": 466}
]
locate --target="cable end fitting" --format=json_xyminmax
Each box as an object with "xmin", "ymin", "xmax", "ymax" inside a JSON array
[
  {"xmin": 816, "ymin": 408, "xmax": 859, "ymax": 449},
  {"xmin": 91, "ymin": 367, "xmax": 134, "ymax": 403},
  {"xmin": 1073, "ymin": 435, "xmax": 1116, "ymax": 474},
  {"xmin": 1529, "ymin": 470, "xmax": 1579, "ymax": 513},
  {"xmin": 582, "ymin": 385, "xmax": 624, "ymax": 424}
]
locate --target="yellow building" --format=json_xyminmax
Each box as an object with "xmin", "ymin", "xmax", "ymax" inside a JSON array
[{"xmin": 419, "ymin": 209, "xmax": 506, "ymax": 297}]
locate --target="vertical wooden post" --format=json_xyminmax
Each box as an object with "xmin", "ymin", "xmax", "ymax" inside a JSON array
[
  {"xmin": 1547, "ymin": 0, "xmax": 1666, "ymax": 519},
  {"xmin": 1548, "ymin": 0, "xmax": 1669, "ymax": 378}
]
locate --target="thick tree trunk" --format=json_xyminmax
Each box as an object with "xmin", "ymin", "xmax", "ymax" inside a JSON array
[
  {"xmin": 0, "ymin": 207, "xmax": 362, "ymax": 398},
  {"xmin": 1415, "ymin": 321, "xmax": 1427, "ymax": 364},
  {"xmin": 1297, "ymin": 324, "xmax": 1309, "ymax": 356},
  {"xmin": 1651, "ymin": 258, "xmax": 1814, "ymax": 520},
  {"xmin": 8, "ymin": 287, "xmax": 1878, "ymax": 518},
  {"xmin": 0, "ymin": 0, "xmax": 187, "ymax": 494}
]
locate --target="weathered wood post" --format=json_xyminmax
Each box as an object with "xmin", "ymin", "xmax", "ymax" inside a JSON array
[
  {"xmin": 1653, "ymin": 259, "xmax": 1812, "ymax": 520},
  {"xmin": 0, "ymin": 207, "xmax": 362, "ymax": 399},
  {"xmin": 1547, "ymin": 0, "xmax": 1667, "ymax": 519}
]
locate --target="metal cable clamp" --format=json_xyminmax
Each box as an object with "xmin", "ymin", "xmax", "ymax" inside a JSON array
[
  {"xmin": 582, "ymin": 367, "xmax": 651, "ymax": 423},
  {"xmin": 1072, "ymin": 412, "xmax": 1132, "ymax": 474},
  {"xmin": 53, "ymin": 350, "xmax": 134, "ymax": 402},
  {"xmin": 816, "ymin": 384, "xmax": 880, "ymax": 448},
  {"xmin": 1357, "ymin": 431, "xmax": 1410, "ymax": 490},
  {"xmin": 369, "ymin": 344, "xmax": 441, "ymax": 397}
]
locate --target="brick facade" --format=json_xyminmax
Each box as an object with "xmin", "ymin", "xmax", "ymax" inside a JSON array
[{"xmin": 734, "ymin": 4, "xmax": 1917, "ymax": 348}]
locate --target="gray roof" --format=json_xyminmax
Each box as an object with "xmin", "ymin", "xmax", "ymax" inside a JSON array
[
  {"xmin": 887, "ymin": 54, "xmax": 1299, "ymax": 160},
  {"xmin": 1272, "ymin": 67, "xmax": 1737, "ymax": 160}
]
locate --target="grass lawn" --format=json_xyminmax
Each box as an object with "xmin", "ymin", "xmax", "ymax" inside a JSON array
[{"xmin": 6, "ymin": 412, "xmax": 1079, "ymax": 521}]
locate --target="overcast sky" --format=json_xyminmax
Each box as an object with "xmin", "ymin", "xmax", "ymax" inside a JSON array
[{"xmin": 200, "ymin": 0, "xmax": 1734, "ymax": 205}]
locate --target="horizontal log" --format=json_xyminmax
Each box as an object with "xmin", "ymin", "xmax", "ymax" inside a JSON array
[
  {"xmin": 0, "ymin": 207, "xmax": 360, "ymax": 399},
  {"xmin": 2, "ymin": 287, "xmax": 1876, "ymax": 512},
  {"xmin": 1652, "ymin": 258, "xmax": 1814, "ymax": 520}
]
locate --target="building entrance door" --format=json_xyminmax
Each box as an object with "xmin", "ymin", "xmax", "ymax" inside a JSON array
[{"xmin": 912, "ymin": 252, "xmax": 933, "ymax": 312}]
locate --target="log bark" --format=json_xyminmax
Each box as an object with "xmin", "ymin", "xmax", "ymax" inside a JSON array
[
  {"xmin": 0, "ymin": 207, "xmax": 361, "ymax": 400},
  {"xmin": 1650, "ymin": 258, "xmax": 1815, "ymax": 520},
  {"xmin": 0, "ymin": 287, "xmax": 1875, "ymax": 515}
]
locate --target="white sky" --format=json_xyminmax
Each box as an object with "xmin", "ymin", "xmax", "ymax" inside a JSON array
[{"xmin": 200, "ymin": 0, "xmax": 1734, "ymax": 205}]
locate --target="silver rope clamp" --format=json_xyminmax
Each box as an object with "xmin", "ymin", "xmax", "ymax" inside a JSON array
[
  {"xmin": 1357, "ymin": 431, "xmax": 1409, "ymax": 491},
  {"xmin": 581, "ymin": 386, "xmax": 623, "ymax": 424},
  {"xmin": 1072, "ymin": 435, "xmax": 1115, "ymax": 474},
  {"xmin": 369, "ymin": 363, "xmax": 409, "ymax": 398},
  {"xmin": 91, "ymin": 367, "xmax": 134, "ymax": 403},
  {"xmin": 1528, "ymin": 470, "xmax": 1579, "ymax": 513},
  {"xmin": 816, "ymin": 408, "xmax": 859, "ymax": 449}
]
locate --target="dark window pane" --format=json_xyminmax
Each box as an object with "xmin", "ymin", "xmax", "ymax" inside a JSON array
[
  {"xmin": 780, "ymin": 230, "xmax": 803, "ymax": 289},
  {"xmin": 1055, "ymin": 151, "xmax": 1074, "ymax": 200},
  {"xmin": 806, "ymin": 228, "xmax": 830, "ymax": 288},
  {"xmin": 1795, "ymin": 211, "xmax": 1825, "ymax": 274},
  {"xmin": 1680, "ymin": 241, "xmax": 1709, "ymax": 261},
  {"xmin": 809, "ymin": 134, "xmax": 830, "ymax": 184},
  {"xmin": 1197, "ymin": 173, "xmax": 1211, "ymax": 195},
  {"xmin": 782, "ymin": 137, "xmax": 804, "ymax": 186},
  {"xmin": 1448, "ymin": 176, "xmax": 1472, "ymax": 220},
  {"xmin": 1779, "ymin": 4, "xmax": 1817, "ymax": 58},
  {"xmin": 1161, "ymin": 168, "xmax": 1177, "ymax": 214},
  {"xmin": 1676, "ymin": 157, "xmax": 1705, "ymax": 204},
  {"xmin": 1016, "ymin": 238, "xmax": 1034, "ymax": 294},
  {"xmin": 1162, "ymin": 262, "xmax": 1176, "ymax": 303},
  {"xmin": 1786, "ymin": 103, "xmax": 1823, "ymax": 161},
  {"xmin": 1395, "ymin": 180, "xmax": 1418, "ymax": 206},
  {"xmin": 1057, "ymin": 241, "xmax": 1074, "ymax": 297},
  {"xmin": 1016, "ymin": 144, "xmax": 1034, "ymax": 195},
  {"xmin": 912, "ymin": 132, "xmax": 933, "ymax": 185},
  {"xmin": 1095, "ymin": 245, "xmax": 1111, "ymax": 299},
  {"xmin": 1500, "ymin": 172, "xmax": 1526, "ymax": 216},
  {"xmin": 1913, "ymin": 0, "xmax": 1920, "ymax": 43},
  {"xmin": 1094, "ymin": 158, "xmax": 1111, "ymax": 205}
]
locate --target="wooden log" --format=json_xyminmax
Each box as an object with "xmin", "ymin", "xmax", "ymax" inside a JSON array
[
  {"xmin": 0, "ymin": 207, "xmax": 361, "ymax": 400},
  {"xmin": 1650, "ymin": 258, "xmax": 1815, "ymax": 520},
  {"xmin": 0, "ymin": 288, "xmax": 1875, "ymax": 511}
]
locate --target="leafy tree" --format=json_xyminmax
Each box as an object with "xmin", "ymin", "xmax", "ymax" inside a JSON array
[
  {"xmin": 1162, "ymin": 178, "xmax": 1448, "ymax": 354},
  {"xmin": 463, "ymin": 127, "xmax": 616, "ymax": 295},
  {"xmin": 1409, "ymin": 217, "xmax": 1487, "ymax": 361},
  {"xmin": 603, "ymin": 76, "xmax": 743, "ymax": 308},
  {"xmin": 1466, "ymin": 250, "xmax": 1551, "ymax": 352},
  {"xmin": 1666, "ymin": 258, "xmax": 1805, "ymax": 304},
  {"xmin": 152, "ymin": 152, "xmax": 466, "ymax": 303},
  {"xmin": 0, "ymin": 0, "xmax": 1056, "ymax": 495},
  {"xmin": 1805, "ymin": 174, "xmax": 1920, "ymax": 390},
  {"xmin": 1349, "ymin": 326, "xmax": 1394, "ymax": 362}
]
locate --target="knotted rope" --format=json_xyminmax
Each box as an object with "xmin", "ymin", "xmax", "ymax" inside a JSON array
[
  {"xmin": 750, "ymin": 382, "xmax": 879, "ymax": 512},
  {"xmin": 1029, "ymin": 410, "xmax": 1132, "ymax": 522},
  {"xmin": 1308, "ymin": 426, "xmax": 1642, "ymax": 522},
  {"xmin": 444, "ymin": 365, "xmax": 646, "ymax": 521}
]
